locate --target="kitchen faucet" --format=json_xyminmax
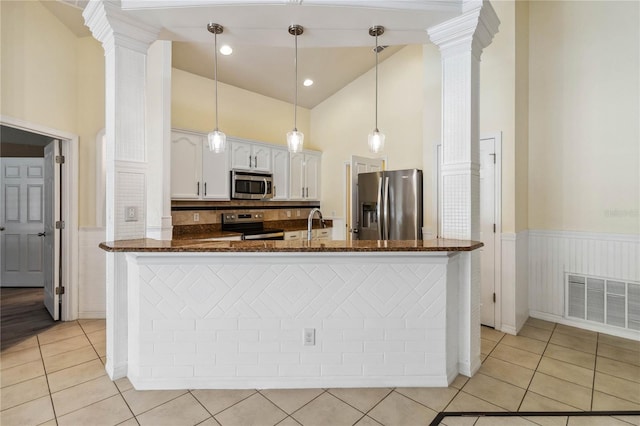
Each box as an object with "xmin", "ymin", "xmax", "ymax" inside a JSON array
[{"xmin": 307, "ymin": 208, "xmax": 325, "ymax": 241}]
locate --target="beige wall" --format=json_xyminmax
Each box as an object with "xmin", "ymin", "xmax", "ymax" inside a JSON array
[
  {"xmin": 1, "ymin": 0, "xmax": 105, "ymax": 228},
  {"xmin": 514, "ymin": 1, "xmax": 529, "ymax": 233},
  {"xmin": 1, "ymin": 1, "xmax": 77, "ymax": 132},
  {"xmin": 172, "ymin": 68, "xmax": 310, "ymax": 147},
  {"xmin": 480, "ymin": 0, "xmax": 517, "ymax": 233},
  {"xmin": 529, "ymin": 1, "xmax": 639, "ymax": 234},
  {"xmin": 311, "ymin": 45, "xmax": 424, "ymax": 220},
  {"xmin": 76, "ymin": 37, "xmax": 105, "ymax": 227}
]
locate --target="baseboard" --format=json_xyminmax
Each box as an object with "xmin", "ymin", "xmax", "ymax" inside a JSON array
[
  {"xmin": 78, "ymin": 311, "xmax": 106, "ymax": 319},
  {"xmin": 529, "ymin": 310, "xmax": 640, "ymax": 341}
]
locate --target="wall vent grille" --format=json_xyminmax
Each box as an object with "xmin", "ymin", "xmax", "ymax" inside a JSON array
[{"xmin": 566, "ymin": 273, "xmax": 640, "ymax": 331}]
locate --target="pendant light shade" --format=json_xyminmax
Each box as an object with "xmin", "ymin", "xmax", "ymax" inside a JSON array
[
  {"xmin": 207, "ymin": 23, "xmax": 226, "ymax": 153},
  {"xmin": 287, "ymin": 25, "xmax": 304, "ymax": 153},
  {"xmin": 368, "ymin": 25, "xmax": 385, "ymax": 154}
]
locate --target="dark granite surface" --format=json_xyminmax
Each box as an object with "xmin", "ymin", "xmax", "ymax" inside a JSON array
[
  {"xmin": 99, "ymin": 238, "xmax": 483, "ymax": 253},
  {"xmin": 172, "ymin": 219, "xmax": 333, "ymax": 240}
]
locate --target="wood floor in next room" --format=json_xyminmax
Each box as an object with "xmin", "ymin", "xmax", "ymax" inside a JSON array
[{"xmin": 1, "ymin": 288, "xmax": 639, "ymax": 425}]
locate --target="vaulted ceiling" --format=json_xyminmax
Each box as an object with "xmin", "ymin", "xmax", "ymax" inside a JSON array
[{"xmin": 43, "ymin": 0, "xmax": 465, "ymax": 108}]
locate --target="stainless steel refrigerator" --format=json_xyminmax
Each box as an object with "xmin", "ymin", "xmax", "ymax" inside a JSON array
[{"xmin": 356, "ymin": 169, "xmax": 423, "ymax": 240}]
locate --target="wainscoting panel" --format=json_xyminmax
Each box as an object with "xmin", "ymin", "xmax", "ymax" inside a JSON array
[
  {"xmin": 78, "ymin": 227, "xmax": 106, "ymax": 318},
  {"xmin": 528, "ymin": 230, "xmax": 640, "ymax": 339}
]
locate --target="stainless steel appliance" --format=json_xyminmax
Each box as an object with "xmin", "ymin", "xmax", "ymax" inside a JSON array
[
  {"xmin": 221, "ymin": 212, "xmax": 284, "ymax": 240},
  {"xmin": 230, "ymin": 170, "xmax": 274, "ymax": 200},
  {"xmin": 356, "ymin": 169, "xmax": 423, "ymax": 240}
]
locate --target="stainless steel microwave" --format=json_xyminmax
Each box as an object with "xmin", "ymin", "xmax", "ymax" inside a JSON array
[{"xmin": 230, "ymin": 170, "xmax": 274, "ymax": 200}]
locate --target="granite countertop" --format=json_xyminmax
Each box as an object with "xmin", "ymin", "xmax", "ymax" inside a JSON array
[
  {"xmin": 172, "ymin": 219, "xmax": 333, "ymax": 241},
  {"xmin": 99, "ymin": 238, "xmax": 483, "ymax": 253}
]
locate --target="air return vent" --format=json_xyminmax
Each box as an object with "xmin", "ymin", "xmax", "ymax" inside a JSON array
[{"xmin": 566, "ymin": 273, "xmax": 640, "ymax": 331}]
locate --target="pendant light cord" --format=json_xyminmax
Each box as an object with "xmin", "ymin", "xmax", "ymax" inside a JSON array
[
  {"xmin": 214, "ymin": 31, "xmax": 219, "ymax": 132},
  {"xmin": 375, "ymin": 32, "xmax": 379, "ymax": 132},
  {"xmin": 294, "ymin": 32, "xmax": 298, "ymax": 131}
]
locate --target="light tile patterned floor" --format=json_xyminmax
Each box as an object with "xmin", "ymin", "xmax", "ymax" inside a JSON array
[{"xmin": 1, "ymin": 318, "xmax": 639, "ymax": 425}]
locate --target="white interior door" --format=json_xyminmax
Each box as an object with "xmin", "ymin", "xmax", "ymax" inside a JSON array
[
  {"xmin": 349, "ymin": 155, "xmax": 384, "ymax": 240},
  {"xmin": 480, "ymin": 137, "xmax": 496, "ymax": 327},
  {"xmin": 43, "ymin": 141, "xmax": 60, "ymax": 320},
  {"xmin": 0, "ymin": 158, "xmax": 45, "ymax": 287}
]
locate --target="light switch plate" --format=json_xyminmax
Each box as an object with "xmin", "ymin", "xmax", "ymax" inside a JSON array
[{"xmin": 125, "ymin": 206, "xmax": 138, "ymax": 222}]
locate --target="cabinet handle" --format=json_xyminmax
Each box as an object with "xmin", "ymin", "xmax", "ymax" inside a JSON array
[
  {"xmin": 197, "ymin": 182, "xmax": 200, "ymax": 196},
  {"xmin": 274, "ymin": 186, "xmax": 276, "ymax": 197},
  {"xmin": 204, "ymin": 182, "xmax": 207, "ymax": 196},
  {"xmin": 306, "ymin": 187, "xmax": 309, "ymax": 198},
  {"xmin": 249, "ymin": 155, "xmax": 252, "ymax": 168},
  {"xmin": 254, "ymin": 156, "xmax": 257, "ymax": 168}
]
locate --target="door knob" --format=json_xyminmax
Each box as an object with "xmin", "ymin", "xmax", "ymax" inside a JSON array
[
  {"xmin": 0, "ymin": 227, "xmax": 5, "ymax": 231},
  {"xmin": 38, "ymin": 232, "xmax": 46, "ymax": 237}
]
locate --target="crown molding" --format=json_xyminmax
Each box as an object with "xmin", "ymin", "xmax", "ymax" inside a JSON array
[
  {"xmin": 83, "ymin": 0, "xmax": 160, "ymax": 54},
  {"xmin": 427, "ymin": 0, "xmax": 499, "ymax": 60}
]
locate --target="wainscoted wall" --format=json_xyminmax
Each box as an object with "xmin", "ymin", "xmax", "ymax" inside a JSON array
[
  {"xmin": 78, "ymin": 227, "xmax": 106, "ymax": 318},
  {"xmin": 528, "ymin": 230, "xmax": 640, "ymax": 339},
  {"xmin": 499, "ymin": 231, "xmax": 529, "ymax": 335}
]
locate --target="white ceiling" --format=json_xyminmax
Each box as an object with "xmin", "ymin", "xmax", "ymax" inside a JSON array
[{"xmin": 44, "ymin": 0, "xmax": 462, "ymax": 108}]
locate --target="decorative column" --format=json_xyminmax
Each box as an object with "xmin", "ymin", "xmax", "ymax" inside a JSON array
[
  {"xmin": 428, "ymin": 1, "xmax": 499, "ymax": 377},
  {"xmin": 83, "ymin": 0, "xmax": 159, "ymax": 379},
  {"xmin": 146, "ymin": 40, "xmax": 173, "ymax": 240}
]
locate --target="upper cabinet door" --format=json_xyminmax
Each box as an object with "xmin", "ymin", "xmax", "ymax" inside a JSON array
[
  {"xmin": 252, "ymin": 145, "xmax": 271, "ymax": 172},
  {"xmin": 171, "ymin": 131, "xmax": 202, "ymax": 199},
  {"xmin": 271, "ymin": 148, "xmax": 289, "ymax": 200},
  {"xmin": 201, "ymin": 146, "xmax": 230, "ymax": 200},
  {"xmin": 289, "ymin": 153, "xmax": 305, "ymax": 200},
  {"xmin": 230, "ymin": 141, "xmax": 253, "ymax": 170},
  {"xmin": 304, "ymin": 153, "xmax": 321, "ymax": 200}
]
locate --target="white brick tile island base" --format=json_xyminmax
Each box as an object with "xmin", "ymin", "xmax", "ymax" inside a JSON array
[{"xmin": 121, "ymin": 251, "xmax": 480, "ymax": 390}]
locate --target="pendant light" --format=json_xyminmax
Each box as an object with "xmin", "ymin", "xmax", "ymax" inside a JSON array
[
  {"xmin": 286, "ymin": 24, "xmax": 304, "ymax": 153},
  {"xmin": 368, "ymin": 25, "xmax": 385, "ymax": 154},
  {"xmin": 207, "ymin": 23, "xmax": 226, "ymax": 153}
]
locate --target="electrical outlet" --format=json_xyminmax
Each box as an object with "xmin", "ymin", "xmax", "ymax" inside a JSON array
[
  {"xmin": 125, "ymin": 206, "xmax": 137, "ymax": 222},
  {"xmin": 296, "ymin": 210, "xmax": 301, "ymax": 217},
  {"xmin": 193, "ymin": 213, "xmax": 200, "ymax": 222},
  {"xmin": 286, "ymin": 210, "xmax": 291, "ymax": 218},
  {"xmin": 303, "ymin": 328, "xmax": 315, "ymax": 346}
]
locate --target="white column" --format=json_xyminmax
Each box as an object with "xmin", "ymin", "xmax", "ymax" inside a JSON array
[
  {"xmin": 428, "ymin": 0, "xmax": 499, "ymax": 377},
  {"xmin": 146, "ymin": 40, "xmax": 173, "ymax": 240},
  {"xmin": 83, "ymin": 0, "xmax": 159, "ymax": 379}
]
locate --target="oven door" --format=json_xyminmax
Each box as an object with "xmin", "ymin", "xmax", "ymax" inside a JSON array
[{"xmin": 231, "ymin": 171, "xmax": 273, "ymax": 200}]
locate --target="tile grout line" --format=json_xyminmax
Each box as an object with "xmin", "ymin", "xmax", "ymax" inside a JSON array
[
  {"xmin": 35, "ymin": 332, "xmax": 59, "ymax": 425},
  {"xmin": 591, "ymin": 331, "xmax": 600, "ymax": 411},
  {"xmin": 516, "ymin": 321, "xmax": 557, "ymax": 412},
  {"xmin": 49, "ymin": 320, "xmax": 130, "ymax": 424}
]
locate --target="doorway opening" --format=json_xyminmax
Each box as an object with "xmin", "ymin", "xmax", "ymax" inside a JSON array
[{"xmin": 0, "ymin": 116, "xmax": 79, "ymax": 322}]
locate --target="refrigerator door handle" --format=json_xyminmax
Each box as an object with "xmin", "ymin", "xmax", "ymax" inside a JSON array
[
  {"xmin": 377, "ymin": 176, "xmax": 383, "ymax": 240},
  {"xmin": 384, "ymin": 176, "xmax": 390, "ymax": 240}
]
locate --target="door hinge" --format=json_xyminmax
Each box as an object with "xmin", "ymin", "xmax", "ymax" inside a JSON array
[
  {"xmin": 493, "ymin": 223, "xmax": 496, "ymax": 233},
  {"xmin": 493, "ymin": 293, "xmax": 496, "ymax": 303},
  {"xmin": 55, "ymin": 286, "xmax": 65, "ymax": 295},
  {"xmin": 55, "ymin": 221, "xmax": 65, "ymax": 229},
  {"xmin": 55, "ymin": 155, "xmax": 65, "ymax": 164}
]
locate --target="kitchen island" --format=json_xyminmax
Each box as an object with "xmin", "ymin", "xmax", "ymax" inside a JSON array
[{"xmin": 100, "ymin": 238, "xmax": 483, "ymax": 390}]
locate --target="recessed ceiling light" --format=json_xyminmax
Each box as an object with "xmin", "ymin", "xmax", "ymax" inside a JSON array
[
  {"xmin": 219, "ymin": 45, "xmax": 233, "ymax": 55},
  {"xmin": 303, "ymin": 79, "xmax": 314, "ymax": 87}
]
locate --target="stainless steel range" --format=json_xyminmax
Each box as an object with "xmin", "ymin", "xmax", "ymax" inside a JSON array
[{"xmin": 221, "ymin": 212, "xmax": 284, "ymax": 240}]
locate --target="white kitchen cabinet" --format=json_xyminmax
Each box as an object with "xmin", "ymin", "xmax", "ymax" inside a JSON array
[
  {"xmin": 284, "ymin": 230, "xmax": 302, "ymax": 241},
  {"xmin": 289, "ymin": 151, "xmax": 321, "ymax": 200},
  {"xmin": 313, "ymin": 228, "xmax": 332, "ymax": 241},
  {"xmin": 171, "ymin": 130, "xmax": 229, "ymax": 200},
  {"xmin": 229, "ymin": 139, "xmax": 271, "ymax": 172},
  {"xmin": 271, "ymin": 147, "xmax": 289, "ymax": 200}
]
